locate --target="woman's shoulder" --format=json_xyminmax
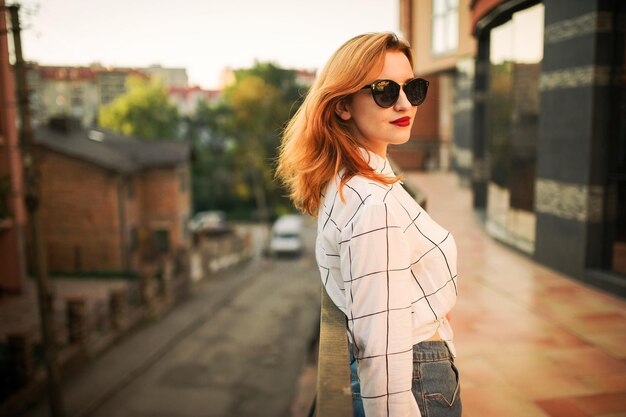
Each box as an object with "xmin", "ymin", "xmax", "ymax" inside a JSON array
[{"xmin": 340, "ymin": 174, "xmax": 393, "ymax": 208}]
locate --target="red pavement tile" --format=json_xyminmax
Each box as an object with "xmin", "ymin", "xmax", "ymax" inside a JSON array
[
  {"xmin": 580, "ymin": 374, "xmax": 626, "ymax": 393},
  {"xmin": 537, "ymin": 392, "xmax": 626, "ymax": 417},
  {"xmin": 462, "ymin": 385, "xmax": 551, "ymax": 417},
  {"xmin": 541, "ymin": 347, "xmax": 626, "ymax": 377},
  {"xmin": 403, "ymin": 172, "xmax": 626, "ymax": 417},
  {"xmin": 571, "ymin": 392, "xmax": 626, "ymax": 414},
  {"xmin": 581, "ymin": 333, "xmax": 626, "ymax": 359},
  {"xmin": 536, "ymin": 398, "xmax": 589, "ymax": 417}
]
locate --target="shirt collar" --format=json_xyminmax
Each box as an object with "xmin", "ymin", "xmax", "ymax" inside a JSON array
[{"xmin": 358, "ymin": 147, "xmax": 395, "ymax": 176}]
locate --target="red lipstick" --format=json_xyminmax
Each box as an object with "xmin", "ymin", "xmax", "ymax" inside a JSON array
[{"xmin": 390, "ymin": 116, "xmax": 411, "ymax": 127}]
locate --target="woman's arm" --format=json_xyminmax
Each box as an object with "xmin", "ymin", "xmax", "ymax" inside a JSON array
[{"xmin": 340, "ymin": 202, "xmax": 421, "ymax": 417}]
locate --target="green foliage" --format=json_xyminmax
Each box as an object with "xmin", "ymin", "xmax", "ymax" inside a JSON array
[
  {"xmin": 186, "ymin": 62, "xmax": 308, "ymax": 220},
  {"xmin": 232, "ymin": 61, "xmax": 305, "ymax": 115},
  {"xmin": 185, "ymin": 100, "xmax": 243, "ymax": 214},
  {"xmin": 98, "ymin": 76, "xmax": 180, "ymax": 140},
  {"xmin": 95, "ymin": 63, "xmax": 307, "ymax": 220}
]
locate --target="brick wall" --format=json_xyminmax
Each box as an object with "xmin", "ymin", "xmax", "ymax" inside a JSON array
[
  {"xmin": 139, "ymin": 164, "xmax": 191, "ymax": 257},
  {"xmin": 123, "ymin": 176, "xmax": 141, "ymax": 270},
  {"xmin": 31, "ymin": 149, "xmax": 191, "ymax": 274},
  {"xmin": 38, "ymin": 151, "xmax": 123, "ymax": 273}
]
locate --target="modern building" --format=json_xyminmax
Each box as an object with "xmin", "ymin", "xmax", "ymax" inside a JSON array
[
  {"xmin": 401, "ymin": 0, "xmax": 626, "ymax": 296},
  {"xmin": 392, "ymin": 0, "xmax": 477, "ymax": 173},
  {"xmin": 30, "ymin": 118, "xmax": 192, "ymax": 275},
  {"xmin": 471, "ymin": 0, "xmax": 625, "ymax": 295}
]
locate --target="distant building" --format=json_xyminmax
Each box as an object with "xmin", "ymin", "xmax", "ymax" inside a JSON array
[
  {"xmin": 30, "ymin": 118, "xmax": 193, "ymax": 275},
  {"xmin": 25, "ymin": 64, "xmax": 188, "ymax": 128},
  {"xmin": 143, "ymin": 64, "xmax": 188, "ymax": 88},
  {"xmin": 218, "ymin": 67, "xmax": 236, "ymax": 90},
  {"xmin": 167, "ymin": 86, "xmax": 221, "ymax": 116},
  {"xmin": 294, "ymin": 69, "xmax": 317, "ymax": 87},
  {"xmin": 96, "ymin": 66, "xmax": 149, "ymax": 106},
  {"xmin": 33, "ymin": 65, "xmax": 103, "ymax": 127}
]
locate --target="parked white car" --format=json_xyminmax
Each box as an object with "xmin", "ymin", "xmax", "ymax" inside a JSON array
[
  {"xmin": 270, "ymin": 214, "xmax": 303, "ymax": 256},
  {"xmin": 188, "ymin": 211, "xmax": 231, "ymax": 236}
]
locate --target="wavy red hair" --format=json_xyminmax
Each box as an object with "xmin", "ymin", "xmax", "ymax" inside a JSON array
[{"xmin": 276, "ymin": 32, "xmax": 413, "ymax": 216}]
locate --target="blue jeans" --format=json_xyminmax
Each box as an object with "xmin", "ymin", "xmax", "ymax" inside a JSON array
[{"xmin": 349, "ymin": 341, "xmax": 462, "ymax": 417}]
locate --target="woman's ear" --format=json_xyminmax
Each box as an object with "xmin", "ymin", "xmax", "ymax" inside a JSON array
[{"xmin": 335, "ymin": 99, "xmax": 352, "ymax": 121}]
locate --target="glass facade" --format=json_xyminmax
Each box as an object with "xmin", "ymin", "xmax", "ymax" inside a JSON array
[
  {"xmin": 486, "ymin": 4, "xmax": 544, "ymax": 212},
  {"xmin": 608, "ymin": 13, "xmax": 626, "ymax": 275}
]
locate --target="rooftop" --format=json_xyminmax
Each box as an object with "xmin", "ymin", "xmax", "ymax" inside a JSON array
[{"xmin": 34, "ymin": 118, "xmax": 191, "ymax": 173}]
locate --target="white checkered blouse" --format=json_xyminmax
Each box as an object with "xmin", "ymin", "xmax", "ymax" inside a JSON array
[{"xmin": 315, "ymin": 148, "xmax": 459, "ymax": 417}]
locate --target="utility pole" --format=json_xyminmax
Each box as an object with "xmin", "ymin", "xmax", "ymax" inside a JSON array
[{"xmin": 7, "ymin": 4, "xmax": 66, "ymax": 416}]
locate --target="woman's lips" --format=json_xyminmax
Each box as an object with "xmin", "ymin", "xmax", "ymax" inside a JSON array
[{"xmin": 390, "ymin": 116, "xmax": 411, "ymax": 127}]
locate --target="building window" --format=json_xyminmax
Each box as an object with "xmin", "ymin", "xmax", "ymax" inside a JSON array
[
  {"xmin": 486, "ymin": 3, "xmax": 544, "ymax": 212},
  {"xmin": 432, "ymin": 0, "xmax": 459, "ymax": 55},
  {"xmin": 153, "ymin": 229, "xmax": 170, "ymax": 253},
  {"xmin": 70, "ymin": 86, "xmax": 82, "ymax": 108}
]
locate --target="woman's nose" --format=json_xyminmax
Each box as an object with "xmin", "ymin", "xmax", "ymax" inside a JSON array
[{"xmin": 394, "ymin": 87, "xmax": 412, "ymax": 110}]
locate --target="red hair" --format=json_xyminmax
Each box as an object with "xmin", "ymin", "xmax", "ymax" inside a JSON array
[{"xmin": 276, "ymin": 32, "xmax": 413, "ymax": 216}]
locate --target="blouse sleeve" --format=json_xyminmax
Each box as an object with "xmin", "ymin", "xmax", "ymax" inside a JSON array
[{"xmin": 339, "ymin": 202, "xmax": 421, "ymax": 417}]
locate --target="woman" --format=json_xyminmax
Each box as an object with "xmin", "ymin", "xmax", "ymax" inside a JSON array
[{"xmin": 276, "ymin": 32, "xmax": 461, "ymax": 417}]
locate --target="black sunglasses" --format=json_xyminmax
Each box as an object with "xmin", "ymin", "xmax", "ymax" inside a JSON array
[{"xmin": 360, "ymin": 78, "xmax": 429, "ymax": 108}]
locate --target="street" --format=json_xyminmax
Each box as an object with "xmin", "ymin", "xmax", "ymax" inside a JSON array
[{"xmin": 22, "ymin": 221, "xmax": 321, "ymax": 417}]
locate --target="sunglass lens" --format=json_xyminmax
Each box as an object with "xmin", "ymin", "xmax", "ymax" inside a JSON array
[
  {"xmin": 372, "ymin": 80, "xmax": 400, "ymax": 108},
  {"xmin": 405, "ymin": 78, "xmax": 428, "ymax": 106}
]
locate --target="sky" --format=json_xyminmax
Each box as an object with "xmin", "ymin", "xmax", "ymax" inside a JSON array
[{"xmin": 17, "ymin": 0, "xmax": 401, "ymax": 89}]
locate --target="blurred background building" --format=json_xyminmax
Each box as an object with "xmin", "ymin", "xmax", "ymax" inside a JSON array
[
  {"xmin": 31, "ymin": 118, "xmax": 192, "ymax": 276},
  {"xmin": 392, "ymin": 0, "xmax": 476, "ymax": 173},
  {"xmin": 397, "ymin": 0, "xmax": 625, "ymax": 296},
  {"xmin": 1, "ymin": 55, "xmax": 196, "ymax": 290},
  {"xmin": 168, "ymin": 86, "xmax": 221, "ymax": 116},
  {"xmin": 0, "ymin": 0, "xmax": 26, "ymax": 294},
  {"xmin": 24, "ymin": 63, "xmax": 198, "ymax": 128}
]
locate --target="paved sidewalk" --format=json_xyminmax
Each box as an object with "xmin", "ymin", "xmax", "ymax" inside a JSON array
[{"xmin": 405, "ymin": 172, "xmax": 626, "ymax": 417}]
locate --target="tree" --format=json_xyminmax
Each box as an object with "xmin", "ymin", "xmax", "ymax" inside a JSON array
[
  {"xmin": 184, "ymin": 62, "xmax": 309, "ymax": 220},
  {"xmin": 223, "ymin": 72, "xmax": 296, "ymax": 221},
  {"xmin": 233, "ymin": 62, "xmax": 305, "ymax": 115},
  {"xmin": 186, "ymin": 100, "xmax": 240, "ymax": 213},
  {"xmin": 98, "ymin": 76, "xmax": 179, "ymax": 140}
]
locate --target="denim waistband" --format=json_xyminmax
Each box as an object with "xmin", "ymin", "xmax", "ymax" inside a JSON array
[
  {"xmin": 412, "ymin": 340, "xmax": 453, "ymax": 362},
  {"xmin": 349, "ymin": 340, "xmax": 453, "ymax": 363}
]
